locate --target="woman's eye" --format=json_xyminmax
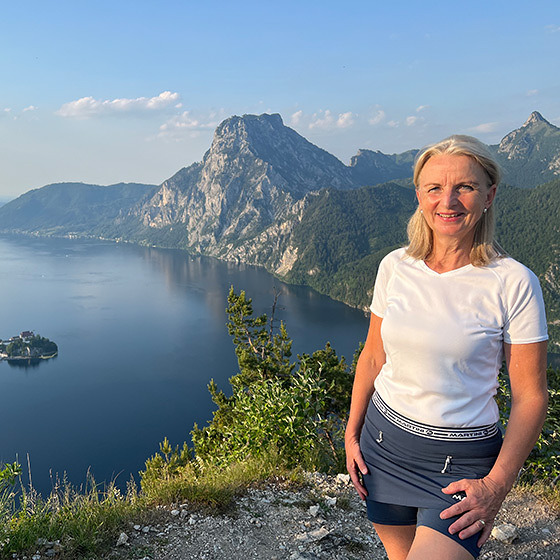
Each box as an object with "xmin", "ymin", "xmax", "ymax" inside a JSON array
[
  {"xmin": 459, "ymin": 184, "xmax": 475, "ymax": 191},
  {"xmin": 427, "ymin": 186, "xmax": 440, "ymax": 193}
]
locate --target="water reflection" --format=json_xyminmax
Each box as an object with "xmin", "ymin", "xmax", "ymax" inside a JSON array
[
  {"xmin": 7, "ymin": 359, "xmax": 43, "ymax": 369},
  {"xmin": 0, "ymin": 235, "xmax": 368, "ymax": 497}
]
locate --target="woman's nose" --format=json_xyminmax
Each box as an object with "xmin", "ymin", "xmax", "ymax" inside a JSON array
[{"xmin": 441, "ymin": 188, "xmax": 459, "ymax": 207}]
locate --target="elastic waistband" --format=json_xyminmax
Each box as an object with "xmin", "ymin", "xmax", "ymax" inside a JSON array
[{"xmin": 372, "ymin": 393, "xmax": 499, "ymax": 441}]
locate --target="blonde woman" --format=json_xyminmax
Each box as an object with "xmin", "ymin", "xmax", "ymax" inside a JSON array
[{"xmin": 345, "ymin": 135, "xmax": 548, "ymax": 560}]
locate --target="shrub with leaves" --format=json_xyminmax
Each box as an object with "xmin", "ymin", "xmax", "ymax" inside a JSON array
[
  {"xmin": 497, "ymin": 365, "xmax": 560, "ymax": 484},
  {"xmin": 189, "ymin": 287, "xmax": 353, "ymax": 473}
]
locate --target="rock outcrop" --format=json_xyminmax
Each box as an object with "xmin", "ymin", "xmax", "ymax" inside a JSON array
[
  {"xmin": 493, "ymin": 111, "xmax": 560, "ymax": 186},
  {"xmin": 132, "ymin": 113, "xmax": 356, "ymax": 271}
]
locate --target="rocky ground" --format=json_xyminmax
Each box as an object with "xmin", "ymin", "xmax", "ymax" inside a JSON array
[
  {"xmin": 19, "ymin": 473, "xmax": 559, "ymax": 560},
  {"xmin": 99, "ymin": 473, "xmax": 559, "ymax": 560}
]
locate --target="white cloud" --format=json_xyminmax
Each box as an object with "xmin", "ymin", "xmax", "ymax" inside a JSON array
[
  {"xmin": 545, "ymin": 24, "xmax": 560, "ymax": 33},
  {"xmin": 309, "ymin": 110, "xmax": 356, "ymax": 130},
  {"xmin": 57, "ymin": 91, "xmax": 180, "ymax": 118},
  {"xmin": 309, "ymin": 110, "xmax": 334, "ymax": 129},
  {"xmin": 468, "ymin": 122, "xmax": 500, "ymax": 134},
  {"xmin": 158, "ymin": 110, "xmax": 220, "ymax": 139},
  {"xmin": 405, "ymin": 116, "xmax": 418, "ymax": 126},
  {"xmin": 387, "ymin": 120, "xmax": 399, "ymax": 128},
  {"xmin": 526, "ymin": 89, "xmax": 539, "ymax": 97},
  {"xmin": 290, "ymin": 110, "xmax": 304, "ymax": 126},
  {"xmin": 369, "ymin": 109, "xmax": 386, "ymax": 125},
  {"xmin": 336, "ymin": 111, "xmax": 355, "ymax": 128},
  {"xmin": 23, "ymin": 105, "xmax": 38, "ymax": 112},
  {"xmin": 416, "ymin": 105, "xmax": 429, "ymax": 113}
]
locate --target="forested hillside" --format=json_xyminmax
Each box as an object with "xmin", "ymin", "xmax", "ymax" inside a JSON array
[
  {"xmin": 0, "ymin": 112, "xmax": 558, "ymax": 349},
  {"xmin": 495, "ymin": 180, "xmax": 560, "ymax": 347},
  {"xmin": 284, "ymin": 183, "xmax": 415, "ymax": 304}
]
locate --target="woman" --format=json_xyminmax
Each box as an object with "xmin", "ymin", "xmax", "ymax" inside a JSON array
[{"xmin": 345, "ymin": 135, "xmax": 548, "ymax": 560}]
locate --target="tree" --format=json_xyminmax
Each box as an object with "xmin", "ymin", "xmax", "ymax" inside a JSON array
[{"xmin": 190, "ymin": 287, "xmax": 355, "ymax": 471}]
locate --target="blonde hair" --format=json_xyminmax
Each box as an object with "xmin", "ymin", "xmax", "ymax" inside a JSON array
[{"xmin": 406, "ymin": 135, "xmax": 504, "ymax": 266}]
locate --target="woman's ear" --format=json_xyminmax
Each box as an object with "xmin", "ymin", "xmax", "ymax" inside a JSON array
[{"xmin": 486, "ymin": 184, "xmax": 497, "ymax": 207}]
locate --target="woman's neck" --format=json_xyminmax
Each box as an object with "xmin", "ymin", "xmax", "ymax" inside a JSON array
[{"xmin": 425, "ymin": 241, "xmax": 472, "ymax": 273}]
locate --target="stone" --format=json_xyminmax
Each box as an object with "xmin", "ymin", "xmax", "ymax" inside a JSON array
[
  {"xmin": 309, "ymin": 505, "xmax": 320, "ymax": 517},
  {"xmin": 116, "ymin": 532, "xmax": 129, "ymax": 547},
  {"xmin": 335, "ymin": 474, "xmax": 350, "ymax": 485},
  {"xmin": 491, "ymin": 523, "xmax": 519, "ymax": 544}
]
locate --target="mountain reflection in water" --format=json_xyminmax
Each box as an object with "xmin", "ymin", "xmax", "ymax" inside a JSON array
[{"xmin": 0, "ymin": 235, "xmax": 368, "ymax": 497}]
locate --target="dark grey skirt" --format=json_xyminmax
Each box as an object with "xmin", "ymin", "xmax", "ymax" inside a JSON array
[{"xmin": 359, "ymin": 393, "xmax": 503, "ymax": 509}]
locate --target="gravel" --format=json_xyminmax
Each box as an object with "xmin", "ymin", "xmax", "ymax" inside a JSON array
[{"xmin": 104, "ymin": 473, "xmax": 559, "ymax": 560}]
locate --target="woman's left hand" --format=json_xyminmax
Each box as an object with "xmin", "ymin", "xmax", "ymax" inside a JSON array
[{"xmin": 440, "ymin": 476, "xmax": 508, "ymax": 546}]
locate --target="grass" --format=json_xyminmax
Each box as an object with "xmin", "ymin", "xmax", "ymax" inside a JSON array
[
  {"xmin": 516, "ymin": 480, "xmax": 560, "ymax": 512},
  {"xmin": 0, "ymin": 453, "xmax": 306, "ymax": 559},
  {"xmin": 0, "ymin": 456, "xmax": 559, "ymax": 559},
  {"xmin": 0, "ymin": 475, "xmax": 142, "ymax": 560}
]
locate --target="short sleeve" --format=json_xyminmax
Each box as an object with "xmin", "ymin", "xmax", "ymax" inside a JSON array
[
  {"xmin": 503, "ymin": 265, "xmax": 548, "ymax": 344},
  {"xmin": 370, "ymin": 249, "xmax": 401, "ymax": 317}
]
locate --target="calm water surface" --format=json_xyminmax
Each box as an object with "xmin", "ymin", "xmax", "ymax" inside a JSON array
[{"xmin": 0, "ymin": 235, "xmax": 368, "ymax": 496}]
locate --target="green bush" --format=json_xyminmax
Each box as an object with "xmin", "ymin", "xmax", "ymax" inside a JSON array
[
  {"xmin": 497, "ymin": 365, "xmax": 560, "ymax": 484},
  {"xmin": 189, "ymin": 288, "xmax": 352, "ymax": 473}
]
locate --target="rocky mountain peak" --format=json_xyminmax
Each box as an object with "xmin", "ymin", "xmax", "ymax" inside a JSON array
[
  {"xmin": 498, "ymin": 111, "xmax": 559, "ymax": 159},
  {"xmin": 203, "ymin": 113, "xmax": 355, "ymax": 196},
  {"xmin": 493, "ymin": 111, "xmax": 560, "ymax": 185},
  {"xmin": 209, "ymin": 113, "xmax": 285, "ymax": 156},
  {"xmin": 523, "ymin": 111, "xmax": 548, "ymax": 127}
]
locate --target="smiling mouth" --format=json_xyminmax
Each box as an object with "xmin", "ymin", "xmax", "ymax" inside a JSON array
[{"xmin": 436, "ymin": 212, "xmax": 463, "ymax": 218}]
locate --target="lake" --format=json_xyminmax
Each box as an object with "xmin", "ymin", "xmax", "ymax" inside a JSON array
[{"xmin": 0, "ymin": 235, "xmax": 369, "ymax": 496}]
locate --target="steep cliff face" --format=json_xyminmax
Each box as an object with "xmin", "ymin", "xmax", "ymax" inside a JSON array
[{"xmin": 135, "ymin": 113, "xmax": 355, "ymax": 268}]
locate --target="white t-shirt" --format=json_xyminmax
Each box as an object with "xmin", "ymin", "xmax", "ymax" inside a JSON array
[{"xmin": 370, "ymin": 248, "xmax": 548, "ymax": 428}]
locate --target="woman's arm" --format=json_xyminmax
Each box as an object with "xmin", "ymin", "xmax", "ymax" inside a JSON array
[
  {"xmin": 345, "ymin": 313, "xmax": 386, "ymax": 500},
  {"xmin": 440, "ymin": 340, "xmax": 548, "ymax": 545}
]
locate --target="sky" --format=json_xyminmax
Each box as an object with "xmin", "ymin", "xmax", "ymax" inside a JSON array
[{"xmin": 1, "ymin": 0, "xmax": 559, "ymax": 199}]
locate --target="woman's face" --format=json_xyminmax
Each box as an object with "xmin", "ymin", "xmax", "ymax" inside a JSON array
[{"xmin": 416, "ymin": 154, "xmax": 497, "ymax": 248}]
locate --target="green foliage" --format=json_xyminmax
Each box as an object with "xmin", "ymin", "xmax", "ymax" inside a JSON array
[
  {"xmin": 5, "ymin": 335, "xmax": 58, "ymax": 358},
  {"xmin": 192, "ymin": 367, "xmax": 334, "ymax": 470},
  {"xmin": 0, "ymin": 467, "xmax": 141, "ymax": 560},
  {"xmin": 495, "ymin": 180, "xmax": 560, "ymax": 351},
  {"xmin": 5, "ymin": 339, "xmax": 25, "ymax": 358},
  {"xmin": 190, "ymin": 288, "xmax": 353, "ymax": 473},
  {"xmin": 225, "ymin": 287, "xmax": 293, "ymax": 383},
  {"xmin": 497, "ymin": 366, "xmax": 560, "ymax": 483},
  {"xmin": 141, "ymin": 448, "xmax": 301, "ymax": 513},
  {"xmin": 285, "ymin": 183, "xmax": 415, "ymax": 307}
]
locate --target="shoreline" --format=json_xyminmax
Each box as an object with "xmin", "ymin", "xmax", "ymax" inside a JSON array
[{"xmin": 0, "ymin": 352, "xmax": 58, "ymax": 362}]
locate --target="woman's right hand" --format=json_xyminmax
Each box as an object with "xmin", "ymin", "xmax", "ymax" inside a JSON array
[
  {"xmin": 345, "ymin": 313, "xmax": 383, "ymax": 502},
  {"xmin": 345, "ymin": 436, "xmax": 369, "ymax": 500}
]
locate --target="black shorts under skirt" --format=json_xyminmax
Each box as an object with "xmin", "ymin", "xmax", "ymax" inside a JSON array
[{"xmin": 360, "ymin": 394, "xmax": 503, "ymax": 511}]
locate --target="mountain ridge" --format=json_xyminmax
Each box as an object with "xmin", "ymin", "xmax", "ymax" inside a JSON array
[{"xmin": 0, "ymin": 111, "xmax": 558, "ymax": 347}]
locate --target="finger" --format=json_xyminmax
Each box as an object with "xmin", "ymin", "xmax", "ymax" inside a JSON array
[
  {"xmin": 441, "ymin": 479, "xmax": 469, "ymax": 494},
  {"xmin": 457, "ymin": 518, "xmax": 488, "ymax": 541},
  {"xmin": 349, "ymin": 472, "xmax": 368, "ymax": 500},
  {"xmin": 439, "ymin": 499, "xmax": 469, "ymax": 520},
  {"xmin": 477, "ymin": 525, "xmax": 492, "ymax": 547},
  {"xmin": 354, "ymin": 452, "xmax": 369, "ymax": 476}
]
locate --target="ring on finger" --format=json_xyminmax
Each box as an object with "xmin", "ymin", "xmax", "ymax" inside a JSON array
[{"xmin": 478, "ymin": 519, "xmax": 486, "ymax": 528}]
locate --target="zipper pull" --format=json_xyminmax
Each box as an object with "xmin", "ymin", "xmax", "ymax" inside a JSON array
[{"xmin": 441, "ymin": 455, "xmax": 453, "ymax": 474}]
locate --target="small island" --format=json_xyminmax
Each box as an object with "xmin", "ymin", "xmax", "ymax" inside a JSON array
[{"xmin": 0, "ymin": 331, "xmax": 58, "ymax": 361}]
